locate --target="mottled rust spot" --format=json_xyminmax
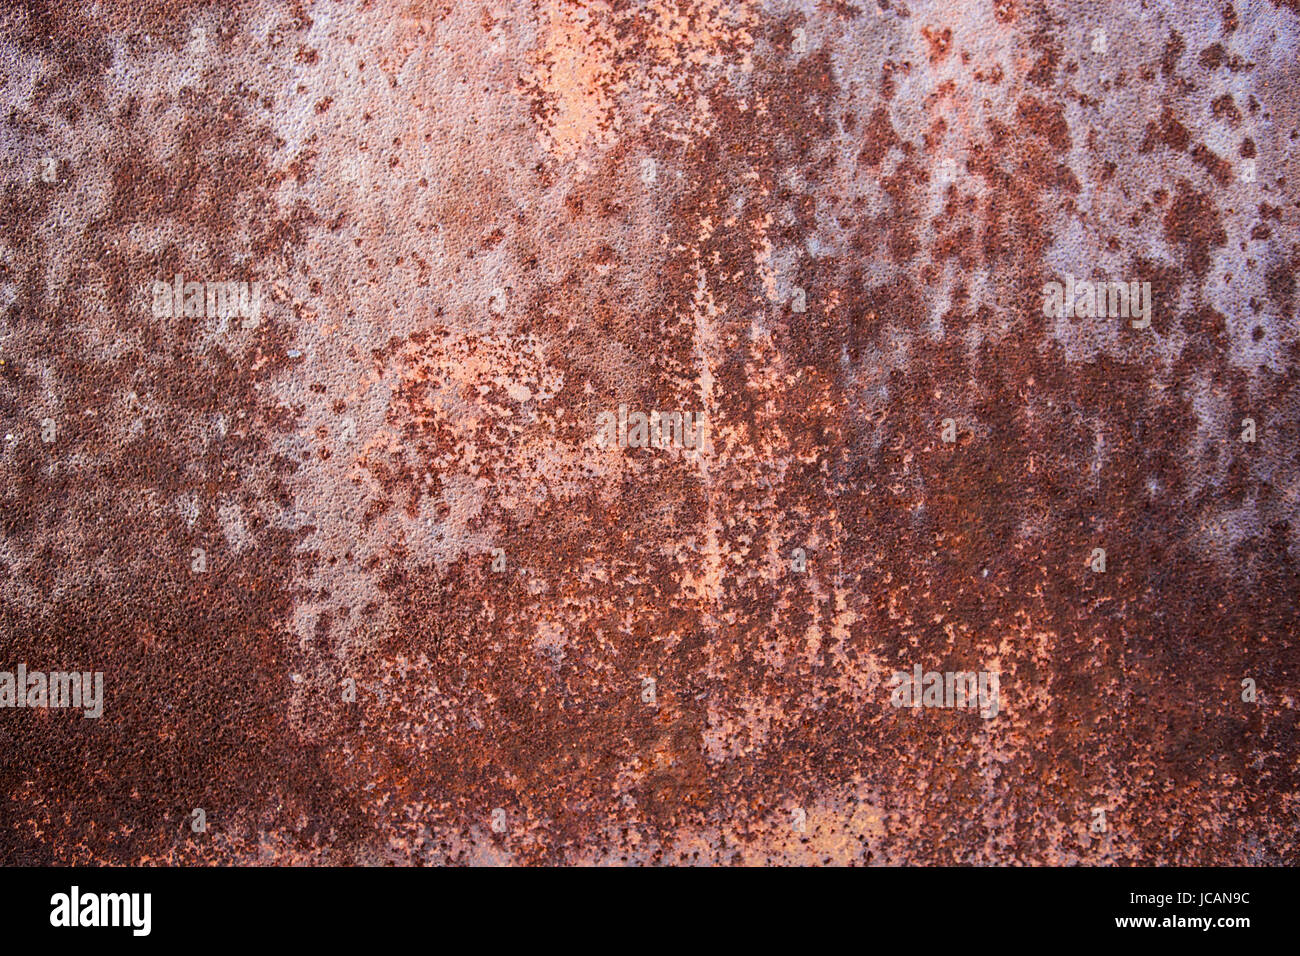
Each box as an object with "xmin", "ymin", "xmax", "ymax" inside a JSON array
[{"xmin": 0, "ymin": 0, "xmax": 1297, "ymax": 865}]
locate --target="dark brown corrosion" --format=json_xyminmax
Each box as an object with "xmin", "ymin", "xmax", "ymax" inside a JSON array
[{"xmin": 0, "ymin": 0, "xmax": 1296, "ymax": 864}]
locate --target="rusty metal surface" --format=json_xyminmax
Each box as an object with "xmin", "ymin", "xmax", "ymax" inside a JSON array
[{"xmin": 0, "ymin": 0, "xmax": 1296, "ymax": 865}]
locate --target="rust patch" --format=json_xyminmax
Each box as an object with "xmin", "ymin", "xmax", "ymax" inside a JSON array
[{"xmin": 0, "ymin": 0, "xmax": 1297, "ymax": 865}]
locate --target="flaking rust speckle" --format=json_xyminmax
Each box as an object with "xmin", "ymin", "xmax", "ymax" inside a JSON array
[{"xmin": 0, "ymin": 0, "xmax": 1297, "ymax": 865}]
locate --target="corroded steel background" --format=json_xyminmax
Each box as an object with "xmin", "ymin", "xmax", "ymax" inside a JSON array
[{"xmin": 0, "ymin": 0, "xmax": 1297, "ymax": 865}]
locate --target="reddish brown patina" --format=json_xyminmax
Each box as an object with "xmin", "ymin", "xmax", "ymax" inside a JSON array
[{"xmin": 0, "ymin": 0, "xmax": 1296, "ymax": 864}]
